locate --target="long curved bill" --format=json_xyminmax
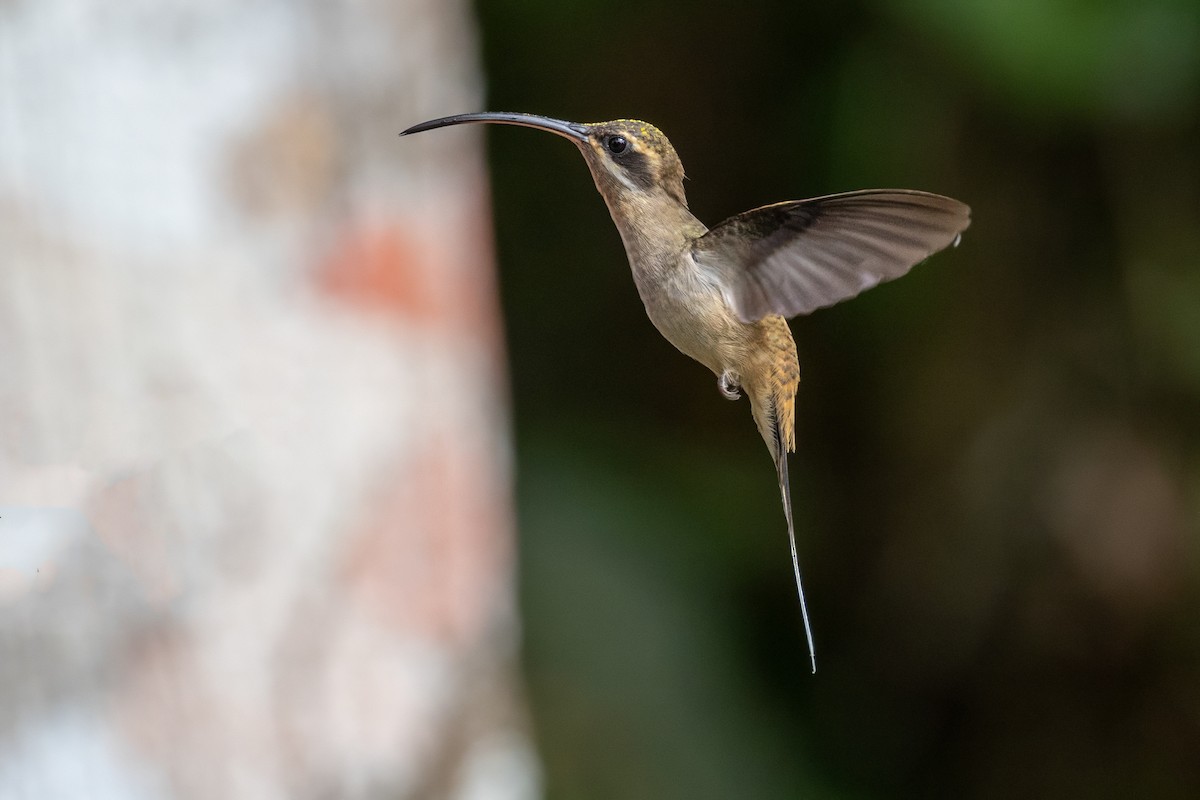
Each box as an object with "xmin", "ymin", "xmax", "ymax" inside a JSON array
[{"xmin": 400, "ymin": 112, "xmax": 590, "ymax": 141}]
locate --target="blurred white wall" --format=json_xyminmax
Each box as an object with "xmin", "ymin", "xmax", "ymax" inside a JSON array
[{"xmin": 0, "ymin": 2, "xmax": 535, "ymax": 798}]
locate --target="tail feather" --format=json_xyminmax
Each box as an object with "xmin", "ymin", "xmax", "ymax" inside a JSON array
[
  {"xmin": 772, "ymin": 408, "xmax": 816, "ymax": 674},
  {"xmin": 746, "ymin": 319, "xmax": 810, "ymax": 671}
]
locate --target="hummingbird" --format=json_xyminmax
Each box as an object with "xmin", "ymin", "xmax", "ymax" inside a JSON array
[{"xmin": 401, "ymin": 112, "xmax": 970, "ymax": 672}]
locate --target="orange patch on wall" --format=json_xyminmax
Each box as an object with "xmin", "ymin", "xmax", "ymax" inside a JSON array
[
  {"xmin": 317, "ymin": 226, "xmax": 443, "ymax": 323},
  {"xmin": 315, "ymin": 200, "xmax": 507, "ymax": 352}
]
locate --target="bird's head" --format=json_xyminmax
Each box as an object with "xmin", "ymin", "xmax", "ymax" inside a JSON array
[{"xmin": 401, "ymin": 112, "xmax": 688, "ymax": 208}]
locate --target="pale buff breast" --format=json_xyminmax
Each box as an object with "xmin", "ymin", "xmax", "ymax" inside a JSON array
[{"xmin": 634, "ymin": 255, "xmax": 761, "ymax": 379}]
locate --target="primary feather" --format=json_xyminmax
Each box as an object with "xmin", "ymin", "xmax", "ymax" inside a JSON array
[{"xmin": 691, "ymin": 190, "xmax": 971, "ymax": 322}]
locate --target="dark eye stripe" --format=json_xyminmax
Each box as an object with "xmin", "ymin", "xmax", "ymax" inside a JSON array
[{"xmin": 614, "ymin": 148, "xmax": 655, "ymax": 189}]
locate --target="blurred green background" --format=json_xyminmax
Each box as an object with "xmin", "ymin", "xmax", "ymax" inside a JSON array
[{"xmin": 470, "ymin": 0, "xmax": 1200, "ymax": 796}]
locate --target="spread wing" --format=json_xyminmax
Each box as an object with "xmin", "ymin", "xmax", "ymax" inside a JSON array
[{"xmin": 691, "ymin": 189, "xmax": 971, "ymax": 322}]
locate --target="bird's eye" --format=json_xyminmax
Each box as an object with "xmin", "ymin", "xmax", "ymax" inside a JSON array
[{"xmin": 606, "ymin": 135, "xmax": 628, "ymax": 155}]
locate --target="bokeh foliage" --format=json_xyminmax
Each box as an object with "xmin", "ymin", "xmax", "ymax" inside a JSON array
[{"xmin": 468, "ymin": 0, "xmax": 1200, "ymax": 796}]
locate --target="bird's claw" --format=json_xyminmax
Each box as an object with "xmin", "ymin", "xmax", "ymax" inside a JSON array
[{"xmin": 718, "ymin": 370, "xmax": 742, "ymax": 400}]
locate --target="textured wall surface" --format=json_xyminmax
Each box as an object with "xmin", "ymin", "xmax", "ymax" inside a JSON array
[{"xmin": 0, "ymin": 2, "xmax": 535, "ymax": 798}]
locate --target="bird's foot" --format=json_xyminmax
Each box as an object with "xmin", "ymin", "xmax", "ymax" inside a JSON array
[{"xmin": 718, "ymin": 370, "xmax": 742, "ymax": 400}]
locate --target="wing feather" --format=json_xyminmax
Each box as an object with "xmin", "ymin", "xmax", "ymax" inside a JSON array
[{"xmin": 692, "ymin": 189, "xmax": 970, "ymax": 321}]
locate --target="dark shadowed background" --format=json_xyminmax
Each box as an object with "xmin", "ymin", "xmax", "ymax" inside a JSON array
[{"xmin": 470, "ymin": 0, "xmax": 1200, "ymax": 797}]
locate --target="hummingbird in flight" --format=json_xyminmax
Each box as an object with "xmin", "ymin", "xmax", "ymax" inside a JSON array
[{"xmin": 401, "ymin": 112, "xmax": 970, "ymax": 672}]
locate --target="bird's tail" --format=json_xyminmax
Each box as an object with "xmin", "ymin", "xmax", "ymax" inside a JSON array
[
  {"xmin": 747, "ymin": 317, "xmax": 811, "ymax": 671},
  {"xmin": 770, "ymin": 406, "xmax": 816, "ymax": 674}
]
